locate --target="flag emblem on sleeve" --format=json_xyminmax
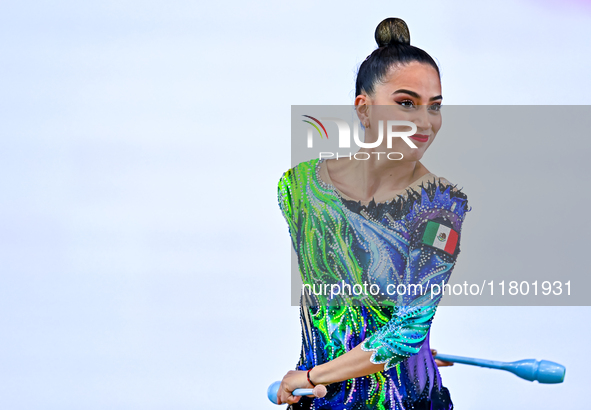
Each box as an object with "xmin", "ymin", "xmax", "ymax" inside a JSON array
[{"xmin": 422, "ymin": 221, "xmax": 458, "ymax": 255}]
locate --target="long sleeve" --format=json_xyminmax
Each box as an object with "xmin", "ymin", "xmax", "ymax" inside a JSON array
[
  {"xmin": 277, "ymin": 169, "xmax": 299, "ymax": 252},
  {"xmin": 361, "ymin": 184, "xmax": 469, "ymax": 370}
]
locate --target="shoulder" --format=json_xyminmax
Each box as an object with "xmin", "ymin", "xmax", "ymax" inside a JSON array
[
  {"xmin": 277, "ymin": 158, "xmax": 321, "ymax": 211},
  {"xmin": 277, "ymin": 159, "xmax": 322, "ymax": 221},
  {"xmin": 423, "ymin": 174, "xmax": 469, "ymax": 202},
  {"xmin": 402, "ymin": 174, "xmax": 470, "ymax": 228},
  {"xmin": 277, "ymin": 158, "xmax": 319, "ymax": 190}
]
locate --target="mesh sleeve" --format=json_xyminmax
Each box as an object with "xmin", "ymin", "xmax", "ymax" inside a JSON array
[{"xmin": 361, "ymin": 187, "xmax": 469, "ymax": 370}]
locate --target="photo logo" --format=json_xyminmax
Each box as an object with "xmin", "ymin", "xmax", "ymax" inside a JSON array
[
  {"xmin": 303, "ymin": 116, "xmax": 418, "ymax": 149},
  {"xmin": 302, "ymin": 116, "xmax": 419, "ymax": 161},
  {"xmin": 302, "ymin": 115, "xmax": 328, "ymax": 140}
]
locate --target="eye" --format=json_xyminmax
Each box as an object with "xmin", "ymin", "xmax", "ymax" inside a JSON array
[
  {"xmin": 428, "ymin": 103, "xmax": 442, "ymax": 112},
  {"xmin": 397, "ymin": 99, "xmax": 415, "ymax": 108}
]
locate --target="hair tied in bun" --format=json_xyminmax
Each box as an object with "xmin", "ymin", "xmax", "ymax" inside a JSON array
[
  {"xmin": 375, "ymin": 17, "xmax": 411, "ymax": 47},
  {"xmin": 355, "ymin": 17, "xmax": 439, "ymax": 97}
]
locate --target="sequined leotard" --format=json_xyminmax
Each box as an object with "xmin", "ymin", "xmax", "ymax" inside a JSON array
[{"xmin": 277, "ymin": 158, "xmax": 470, "ymax": 410}]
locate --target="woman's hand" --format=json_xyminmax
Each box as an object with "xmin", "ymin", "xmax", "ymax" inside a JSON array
[
  {"xmin": 277, "ymin": 370, "xmax": 315, "ymax": 405},
  {"xmin": 431, "ymin": 349, "xmax": 454, "ymax": 367}
]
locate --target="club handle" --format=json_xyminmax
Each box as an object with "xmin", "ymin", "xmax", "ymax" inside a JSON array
[
  {"xmin": 434, "ymin": 353, "xmax": 565, "ymax": 383},
  {"xmin": 293, "ymin": 388, "xmax": 314, "ymax": 396},
  {"xmin": 435, "ymin": 353, "xmax": 504, "ymax": 369}
]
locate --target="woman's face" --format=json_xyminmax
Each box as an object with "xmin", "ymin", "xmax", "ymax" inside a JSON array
[{"xmin": 356, "ymin": 61, "xmax": 442, "ymax": 162}]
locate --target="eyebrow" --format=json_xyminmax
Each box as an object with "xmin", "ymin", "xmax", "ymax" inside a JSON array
[{"xmin": 393, "ymin": 89, "xmax": 443, "ymax": 101}]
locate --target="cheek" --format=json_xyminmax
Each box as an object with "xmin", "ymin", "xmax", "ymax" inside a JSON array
[{"xmin": 431, "ymin": 116, "xmax": 442, "ymax": 133}]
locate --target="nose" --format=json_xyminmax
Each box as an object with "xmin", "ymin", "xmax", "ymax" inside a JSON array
[{"xmin": 412, "ymin": 105, "xmax": 431, "ymax": 132}]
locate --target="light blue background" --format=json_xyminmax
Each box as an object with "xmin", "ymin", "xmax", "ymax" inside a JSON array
[{"xmin": 0, "ymin": 1, "xmax": 589, "ymax": 409}]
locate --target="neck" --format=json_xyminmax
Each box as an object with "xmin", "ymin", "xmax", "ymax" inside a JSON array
[{"xmin": 326, "ymin": 153, "xmax": 428, "ymax": 203}]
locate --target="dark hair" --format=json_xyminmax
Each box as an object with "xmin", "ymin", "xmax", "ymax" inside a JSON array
[{"xmin": 355, "ymin": 18, "xmax": 440, "ymax": 97}]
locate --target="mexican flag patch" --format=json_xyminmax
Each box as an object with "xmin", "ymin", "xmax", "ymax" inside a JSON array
[{"xmin": 422, "ymin": 221, "xmax": 458, "ymax": 255}]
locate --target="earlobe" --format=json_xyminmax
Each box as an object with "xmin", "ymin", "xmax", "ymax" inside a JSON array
[{"xmin": 355, "ymin": 95, "xmax": 371, "ymax": 127}]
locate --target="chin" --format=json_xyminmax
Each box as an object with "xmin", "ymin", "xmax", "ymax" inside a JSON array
[{"xmin": 400, "ymin": 149, "xmax": 425, "ymax": 162}]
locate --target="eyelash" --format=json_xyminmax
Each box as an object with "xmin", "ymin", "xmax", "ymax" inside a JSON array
[
  {"xmin": 429, "ymin": 103, "xmax": 442, "ymax": 112},
  {"xmin": 397, "ymin": 99, "xmax": 442, "ymax": 112},
  {"xmin": 397, "ymin": 99, "xmax": 415, "ymax": 108}
]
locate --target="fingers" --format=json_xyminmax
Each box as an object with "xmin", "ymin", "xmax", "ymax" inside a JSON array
[
  {"xmin": 278, "ymin": 384, "xmax": 303, "ymax": 405},
  {"xmin": 276, "ymin": 389, "xmax": 282, "ymax": 405},
  {"xmin": 434, "ymin": 359, "xmax": 454, "ymax": 367},
  {"xmin": 278, "ymin": 369, "xmax": 309, "ymax": 404},
  {"xmin": 278, "ymin": 385, "xmax": 289, "ymax": 404},
  {"xmin": 278, "ymin": 390, "xmax": 302, "ymax": 405},
  {"xmin": 432, "ymin": 349, "xmax": 454, "ymax": 366}
]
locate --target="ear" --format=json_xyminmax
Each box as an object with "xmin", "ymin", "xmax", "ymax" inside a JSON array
[{"xmin": 355, "ymin": 94, "xmax": 371, "ymax": 127}]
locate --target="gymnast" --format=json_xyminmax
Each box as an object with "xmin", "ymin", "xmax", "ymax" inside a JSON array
[{"xmin": 276, "ymin": 17, "xmax": 469, "ymax": 410}]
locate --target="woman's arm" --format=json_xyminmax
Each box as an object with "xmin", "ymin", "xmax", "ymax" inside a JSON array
[
  {"xmin": 278, "ymin": 303, "xmax": 438, "ymax": 404},
  {"xmin": 278, "ymin": 345, "xmax": 454, "ymax": 404},
  {"xmin": 310, "ymin": 343, "xmax": 385, "ymax": 384},
  {"xmin": 277, "ymin": 344, "xmax": 384, "ymax": 405}
]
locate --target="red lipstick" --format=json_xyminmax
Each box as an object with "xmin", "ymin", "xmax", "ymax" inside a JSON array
[{"xmin": 410, "ymin": 134, "xmax": 429, "ymax": 143}]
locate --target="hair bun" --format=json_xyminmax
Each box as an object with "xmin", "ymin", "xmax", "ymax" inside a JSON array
[{"xmin": 375, "ymin": 17, "xmax": 410, "ymax": 47}]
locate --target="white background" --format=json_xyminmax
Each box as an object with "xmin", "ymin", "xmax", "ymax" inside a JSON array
[{"xmin": 0, "ymin": 0, "xmax": 590, "ymax": 409}]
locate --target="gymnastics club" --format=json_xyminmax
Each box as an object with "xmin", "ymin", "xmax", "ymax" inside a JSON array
[
  {"xmin": 267, "ymin": 381, "xmax": 327, "ymax": 405},
  {"xmin": 434, "ymin": 353, "xmax": 565, "ymax": 383}
]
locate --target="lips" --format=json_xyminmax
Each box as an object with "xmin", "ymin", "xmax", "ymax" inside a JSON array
[{"xmin": 410, "ymin": 134, "xmax": 429, "ymax": 143}]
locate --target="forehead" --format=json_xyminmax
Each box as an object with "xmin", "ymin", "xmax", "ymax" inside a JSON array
[{"xmin": 379, "ymin": 61, "xmax": 441, "ymax": 97}]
